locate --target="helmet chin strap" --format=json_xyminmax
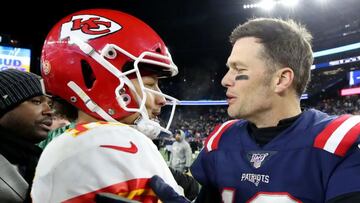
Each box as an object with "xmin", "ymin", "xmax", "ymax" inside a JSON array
[
  {"xmin": 133, "ymin": 113, "xmax": 172, "ymax": 140},
  {"xmin": 67, "ymin": 81, "xmax": 117, "ymax": 122}
]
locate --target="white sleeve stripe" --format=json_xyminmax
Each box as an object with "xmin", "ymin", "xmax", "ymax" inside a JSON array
[
  {"xmin": 206, "ymin": 120, "xmax": 235, "ymax": 151},
  {"xmin": 324, "ymin": 115, "xmax": 360, "ymax": 153}
]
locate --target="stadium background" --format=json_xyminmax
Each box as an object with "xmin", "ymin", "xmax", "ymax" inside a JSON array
[{"xmin": 1, "ymin": 0, "xmax": 360, "ymax": 152}]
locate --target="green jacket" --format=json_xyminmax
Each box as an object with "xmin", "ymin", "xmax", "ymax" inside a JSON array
[{"xmin": 37, "ymin": 122, "xmax": 76, "ymax": 149}]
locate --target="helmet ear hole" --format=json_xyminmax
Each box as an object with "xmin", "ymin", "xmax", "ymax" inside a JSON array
[
  {"xmin": 155, "ymin": 48, "xmax": 161, "ymax": 53},
  {"xmin": 81, "ymin": 60, "xmax": 96, "ymax": 89}
]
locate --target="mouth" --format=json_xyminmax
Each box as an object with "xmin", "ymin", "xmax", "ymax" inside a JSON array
[
  {"xmin": 226, "ymin": 92, "xmax": 237, "ymax": 104},
  {"xmin": 227, "ymin": 97, "xmax": 236, "ymax": 105},
  {"xmin": 150, "ymin": 111, "xmax": 161, "ymax": 119},
  {"xmin": 39, "ymin": 118, "xmax": 53, "ymax": 131},
  {"xmin": 39, "ymin": 124, "xmax": 51, "ymax": 131}
]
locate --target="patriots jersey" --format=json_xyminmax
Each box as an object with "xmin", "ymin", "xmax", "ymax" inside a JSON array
[
  {"xmin": 31, "ymin": 121, "xmax": 182, "ymax": 203},
  {"xmin": 191, "ymin": 109, "xmax": 360, "ymax": 203}
]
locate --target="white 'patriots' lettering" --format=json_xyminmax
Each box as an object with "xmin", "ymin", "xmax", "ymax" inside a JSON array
[{"xmin": 241, "ymin": 173, "xmax": 270, "ymax": 187}]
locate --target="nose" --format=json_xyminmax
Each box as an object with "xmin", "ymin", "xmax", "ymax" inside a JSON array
[
  {"xmin": 221, "ymin": 70, "xmax": 233, "ymax": 88},
  {"xmin": 156, "ymin": 94, "xmax": 166, "ymax": 107},
  {"xmin": 153, "ymin": 85, "xmax": 166, "ymax": 107},
  {"xmin": 42, "ymin": 100, "xmax": 54, "ymax": 117}
]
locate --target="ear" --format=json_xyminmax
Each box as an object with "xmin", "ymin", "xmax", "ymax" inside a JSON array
[{"xmin": 274, "ymin": 67, "xmax": 294, "ymax": 93}]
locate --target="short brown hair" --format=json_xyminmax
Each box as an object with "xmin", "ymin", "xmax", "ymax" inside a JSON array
[{"xmin": 230, "ymin": 18, "xmax": 313, "ymax": 97}]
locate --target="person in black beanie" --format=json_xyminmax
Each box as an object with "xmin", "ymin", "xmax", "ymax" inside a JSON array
[{"xmin": 0, "ymin": 69, "xmax": 54, "ymax": 203}]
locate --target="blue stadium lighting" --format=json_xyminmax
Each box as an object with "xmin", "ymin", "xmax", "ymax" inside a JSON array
[
  {"xmin": 312, "ymin": 55, "xmax": 360, "ymax": 70},
  {"xmin": 178, "ymin": 100, "xmax": 228, "ymax": 106},
  {"xmin": 300, "ymin": 93, "xmax": 308, "ymax": 100},
  {"xmin": 313, "ymin": 42, "xmax": 360, "ymax": 58},
  {"xmin": 171, "ymin": 96, "xmax": 308, "ymax": 106}
]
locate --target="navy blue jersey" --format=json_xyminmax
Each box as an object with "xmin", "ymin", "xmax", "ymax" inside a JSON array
[{"xmin": 191, "ymin": 109, "xmax": 360, "ymax": 203}]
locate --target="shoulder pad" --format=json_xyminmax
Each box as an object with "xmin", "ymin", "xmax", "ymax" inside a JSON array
[
  {"xmin": 67, "ymin": 121, "xmax": 126, "ymax": 137},
  {"xmin": 314, "ymin": 114, "xmax": 360, "ymax": 156},
  {"xmin": 204, "ymin": 120, "xmax": 238, "ymax": 152}
]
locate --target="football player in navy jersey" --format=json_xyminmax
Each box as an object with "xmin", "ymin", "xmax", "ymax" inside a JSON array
[
  {"xmin": 189, "ymin": 18, "xmax": 360, "ymax": 203},
  {"xmin": 93, "ymin": 17, "xmax": 360, "ymax": 203}
]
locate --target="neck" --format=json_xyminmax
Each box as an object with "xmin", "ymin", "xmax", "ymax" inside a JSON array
[
  {"xmin": 119, "ymin": 112, "xmax": 140, "ymax": 125},
  {"xmin": 249, "ymin": 96, "xmax": 301, "ymax": 128},
  {"xmin": 76, "ymin": 110, "xmax": 100, "ymax": 124},
  {"xmin": 76, "ymin": 110, "xmax": 140, "ymax": 125}
]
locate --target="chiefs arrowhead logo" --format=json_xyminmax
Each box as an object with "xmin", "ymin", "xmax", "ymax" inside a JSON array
[
  {"xmin": 60, "ymin": 14, "xmax": 122, "ymax": 42},
  {"xmin": 100, "ymin": 141, "xmax": 138, "ymax": 154}
]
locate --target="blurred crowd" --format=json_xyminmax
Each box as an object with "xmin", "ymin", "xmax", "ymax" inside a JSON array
[
  {"xmin": 307, "ymin": 94, "xmax": 360, "ymax": 115},
  {"xmin": 159, "ymin": 94, "xmax": 360, "ymax": 155}
]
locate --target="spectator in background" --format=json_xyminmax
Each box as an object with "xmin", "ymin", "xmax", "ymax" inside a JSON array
[
  {"xmin": 37, "ymin": 97, "xmax": 77, "ymax": 149},
  {"xmin": 189, "ymin": 137, "xmax": 198, "ymax": 154},
  {"xmin": 0, "ymin": 69, "xmax": 53, "ymax": 202},
  {"xmin": 164, "ymin": 138, "xmax": 173, "ymax": 161},
  {"xmin": 170, "ymin": 130, "xmax": 192, "ymax": 173},
  {"xmin": 189, "ymin": 132, "xmax": 203, "ymax": 154}
]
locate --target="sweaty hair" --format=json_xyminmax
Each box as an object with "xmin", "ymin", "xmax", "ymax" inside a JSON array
[{"xmin": 229, "ymin": 18, "xmax": 313, "ymax": 97}]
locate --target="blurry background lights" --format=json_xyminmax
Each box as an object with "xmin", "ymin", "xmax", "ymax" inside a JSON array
[
  {"xmin": 243, "ymin": 0, "xmax": 326, "ymax": 10},
  {"xmin": 259, "ymin": 0, "xmax": 276, "ymax": 11},
  {"xmin": 281, "ymin": 0, "xmax": 299, "ymax": 8}
]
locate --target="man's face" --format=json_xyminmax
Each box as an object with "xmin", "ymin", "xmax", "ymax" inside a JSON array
[
  {"xmin": 122, "ymin": 75, "xmax": 166, "ymax": 124},
  {"xmin": 175, "ymin": 133, "xmax": 181, "ymax": 142},
  {"xmin": 0, "ymin": 96, "xmax": 54, "ymax": 143},
  {"xmin": 222, "ymin": 37, "xmax": 274, "ymax": 120},
  {"xmin": 141, "ymin": 75, "xmax": 166, "ymax": 120}
]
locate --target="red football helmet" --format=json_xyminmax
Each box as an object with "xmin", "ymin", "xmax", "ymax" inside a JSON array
[{"xmin": 41, "ymin": 9, "xmax": 178, "ymax": 136}]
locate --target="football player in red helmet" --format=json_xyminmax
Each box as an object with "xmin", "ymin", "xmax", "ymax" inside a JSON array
[{"xmin": 31, "ymin": 9, "xmax": 182, "ymax": 203}]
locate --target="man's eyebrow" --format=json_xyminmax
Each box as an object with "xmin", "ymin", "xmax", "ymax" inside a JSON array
[{"xmin": 226, "ymin": 61, "xmax": 248, "ymax": 68}]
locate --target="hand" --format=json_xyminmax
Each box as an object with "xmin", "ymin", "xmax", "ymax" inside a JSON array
[
  {"xmin": 94, "ymin": 176, "xmax": 191, "ymax": 203},
  {"xmin": 95, "ymin": 193, "xmax": 140, "ymax": 203},
  {"xmin": 150, "ymin": 175, "xmax": 191, "ymax": 203}
]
